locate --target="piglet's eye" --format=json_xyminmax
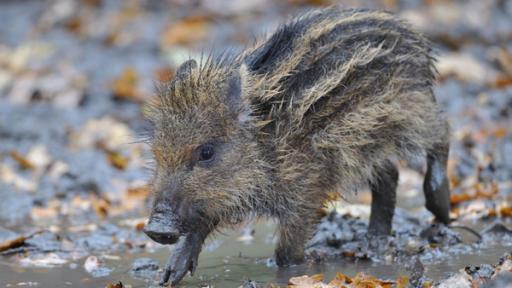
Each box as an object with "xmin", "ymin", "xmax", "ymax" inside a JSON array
[{"xmin": 198, "ymin": 144, "xmax": 215, "ymax": 163}]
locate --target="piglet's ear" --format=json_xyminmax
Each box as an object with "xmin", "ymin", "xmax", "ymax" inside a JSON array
[
  {"xmin": 174, "ymin": 59, "xmax": 197, "ymax": 82},
  {"xmin": 226, "ymin": 65, "xmax": 251, "ymax": 124}
]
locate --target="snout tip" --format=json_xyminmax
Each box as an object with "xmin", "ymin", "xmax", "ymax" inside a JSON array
[{"xmin": 143, "ymin": 223, "xmax": 180, "ymax": 245}]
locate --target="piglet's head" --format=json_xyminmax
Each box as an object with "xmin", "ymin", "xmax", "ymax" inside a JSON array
[{"xmin": 143, "ymin": 59, "xmax": 266, "ymax": 245}]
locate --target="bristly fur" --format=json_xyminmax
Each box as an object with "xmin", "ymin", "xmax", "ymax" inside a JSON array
[{"xmin": 146, "ymin": 7, "xmax": 450, "ymax": 266}]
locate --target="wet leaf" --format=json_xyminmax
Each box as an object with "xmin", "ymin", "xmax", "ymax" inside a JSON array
[
  {"xmin": 135, "ymin": 221, "xmax": 145, "ymax": 231},
  {"xmin": 105, "ymin": 282, "xmax": 124, "ymax": 288},
  {"xmin": 396, "ymin": 276, "xmax": 409, "ymax": 288},
  {"xmin": 491, "ymin": 76, "xmax": 512, "ymax": 89},
  {"xmin": 335, "ymin": 272, "xmax": 352, "ymax": 284},
  {"xmin": 106, "ymin": 151, "xmax": 129, "ymax": 170},
  {"xmin": 0, "ymin": 230, "xmax": 42, "ymax": 253},
  {"xmin": 10, "ymin": 150, "xmax": 35, "ymax": 170},
  {"xmin": 92, "ymin": 196, "xmax": 110, "ymax": 218},
  {"xmin": 110, "ymin": 67, "xmax": 141, "ymax": 102},
  {"xmin": 0, "ymin": 235, "xmax": 25, "ymax": 252},
  {"xmin": 65, "ymin": 16, "xmax": 82, "ymax": 34},
  {"xmin": 287, "ymin": 0, "xmax": 331, "ymax": 7},
  {"xmin": 450, "ymin": 182, "xmax": 499, "ymax": 205},
  {"xmin": 288, "ymin": 274, "xmax": 324, "ymax": 286},
  {"xmin": 126, "ymin": 185, "xmax": 150, "ymax": 198},
  {"xmin": 161, "ymin": 16, "xmax": 211, "ymax": 47}
]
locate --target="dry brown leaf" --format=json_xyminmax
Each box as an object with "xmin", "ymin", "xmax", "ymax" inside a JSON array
[
  {"xmin": 0, "ymin": 235, "xmax": 25, "ymax": 252},
  {"xmin": 310, "ymin": 274, "xmax": 324, "ymax": 282},
  {"xmin": 491, "ymin": 76, "xmax": 512, "ymax": 89},
  {"xmin": 288, "ymin": 0, "xmax": 331, "ymax": 6},
  {"xmin": 105, "ymin": 281, "xmax": 124, "ymax": 288},
  {"xmin": 335, "ymin": 272, "xmax": 352, "ymax": 284},
  {"xmin": 327, "ymin": 278, "xmax": 346, "ymax": 288},
  {"xmin": 342, "ymin": 251, "xmax": 356, "ymax": 258},
  {"xmin": 492, "ymin": 127, "xmax": 508, "ymax": 138},
  {"xmin": 92, "ymin": 197, "xmax": 110, "ymax": 219},
  {"xmin": 288, "ymin": 274, "xmax": 324, "ymax": 286},
  {"xmin": 81, "ymin": 0, "xmax": 102, "ymax": 6},
  {"xmin": 135, "ymin": 221, "xmax": 145, "ymax": 231},
  {"xmin": 450, "ymin": 182, "xmax": 499, "ymax": 205},
  {"xmin": 110, "ymin": 67, "xmax": 141, "ymax": 102},
  {"xmin": 126, "ymin": 185, "xmax": 150, "ymax": 198},
  {"xmin": 475, "ymin": 182, "xmax": 499, "ymax": 198},
  {"xmin": 106, "ymin": 151, "xmax": 129, "ymax": 170},
  {"xmin": 489, "ymin": 206, "xmax": 512, "ymax": 218},
  {"xmin": 0, "ymin": 230, "xmax": 42, "ymax": 252},
  {"xmin": 161, "ymin": 16, "xmax": 211, "ymax": 47},
  {"xmin": 10, "ymin": 150, "xmax": 35, "ymax": 170},
  {"xmin": 65, "ymin": 16, "xmax": 82, "ymax": 34},
  {"xmin": 500, "ymin": 206, "xmax": 512, "ymax": 217},
  {"xmin": 396, "ymin": 276, "xmax": 409, "ymax": 288},
  {"xmin": 351, "ymin": 273, "xmax": 394, "ymax": 288},
  {"xmin": 450, "ymin": 193, "xmax": 474, "ymax": 205}
]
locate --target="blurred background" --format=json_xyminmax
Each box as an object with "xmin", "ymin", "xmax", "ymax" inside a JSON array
[{"xmin": 0, "ymin": 0, "xmax": 511, "ymax": 287}]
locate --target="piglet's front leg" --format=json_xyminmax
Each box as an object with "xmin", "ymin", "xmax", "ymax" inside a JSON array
[{"xmin": 160, "ymin": 232, "xmax": 205, "ymax": 287}]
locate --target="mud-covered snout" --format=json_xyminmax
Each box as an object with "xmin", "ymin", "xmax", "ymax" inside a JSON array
[{"xmin": 144, "ymin": 206, "xmax": 183, "ymax": 245}]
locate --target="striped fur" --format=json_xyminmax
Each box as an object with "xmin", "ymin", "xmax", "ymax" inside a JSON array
[{"xmin": 147, "ymin": 7, "xmax": 449, "ymax": 267}]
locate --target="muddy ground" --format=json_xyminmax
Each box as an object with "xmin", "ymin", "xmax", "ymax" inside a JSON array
[{"xmin": 0, "ymin": 0, "xmax": 511, "ymax": 287}]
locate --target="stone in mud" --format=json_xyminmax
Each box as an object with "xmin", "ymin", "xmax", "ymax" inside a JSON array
[
  {"xmin": 465, "ymin": 264, "xmax": 495, "ymax": 281},
  {"xmin": 129, "ymin": 257, "xmax": 159, "ymax": 280},
  {"xmin": 83, "ymin": 255, "xmax": 113, "ymax": 277},
  {"xmin": 24, "ymin": 231, "xmax": 62, "ymax": 253},
  {"xmin": 240, "ymin": 279, "xmax": 258, "ymax": 288},
  {"xmin": 482, "ymin": 272, "xmax": 512, "ymax": 288},
  {"xmin": 481, "ymin": 222, "xmax": 512, "ymax": 235},
  {"xmin": 420, "ymin": 224, "xmax": 462, "ymax": 245}
]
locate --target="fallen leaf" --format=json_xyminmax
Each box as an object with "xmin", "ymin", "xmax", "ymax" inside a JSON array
[
  {"xmin": 65, "ymin": 16, "xmax": 82, "ymax": 34},
  {"xmin": 92, "ymin": 196, "xmax": 110, "ymax": 219},
  {"xmin": 10, "ymin": 150, "xmax": 35, "ymax": 170},
  {"xmin": 450, "ymin": 182, "xmax": 499, "ymax": 205},
  {"xmin": 0, "ymin": 230, "xmax": 43, "ymax": 252},
  {"xmin": 135, "ymin": 221, "xmax": 145, "ymax": 231},
  {"xmin": 491, "ymin": 76, "xmax": 512, "ymax": 89},
  {"xmin": 110, "ymin": 67, "xmax": 141, "ymax": 102},
  {"xmin": 161, "ymin": 16, "xmax": 211, "ymax": 47},
  {"xmin": 500, "ymin": 207, "xmax": 512, "ymax": 217},
  {"xmin": 106, "ymin": 151, "xmax": 129, "ymax": 170},
  {"xmin": 492, "ymin": 127, "xmax": 508, "ymax": 138},
  {"xmin": 335, "ymin": 272, "xmax": 352, "ymax": 284},
  {"xmin": 126, "ymin": 185, "xmax": 150, "ymax": 198},
  {"xmin": 288, "ymin": 0, "xmax": 331, "ymax": 6},
  {"xmin": 106, "ymin": 282, "xmax": 124, "ymax": 288},
  {"xmin": 310, "ymin": 274, "xmax": 324, "ymax": 282},
  {"xmin": 0, "ymin": 235, "xmax": 25, "ymax": 252},
  {"xmin": 396, "ymin": 276, "xmax": 409, "ymax": 288},
  {"xmin": 288, "ymin": 274, "xmax": 323, "ymax": 286}
]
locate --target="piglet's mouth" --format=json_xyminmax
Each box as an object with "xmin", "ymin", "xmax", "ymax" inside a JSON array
[{"xmin": 143, "ymin": 211, "xmax": 183, "ymax": 245}]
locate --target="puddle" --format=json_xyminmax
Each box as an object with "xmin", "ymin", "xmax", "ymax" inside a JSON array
[{"xmin": 1, "ymin": 218, "xmax": 511, "ymax": 287}]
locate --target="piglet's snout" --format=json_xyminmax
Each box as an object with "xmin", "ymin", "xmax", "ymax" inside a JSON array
[{"xmin": 144, "ymin": 210, "xmax": 181, "ymax": 245}]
